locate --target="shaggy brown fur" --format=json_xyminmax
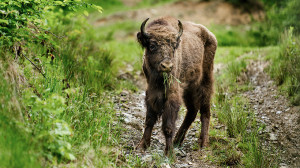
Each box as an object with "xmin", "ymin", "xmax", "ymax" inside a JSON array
[{"xmin": 136, "ymin": 16, "xmax": 217, "ymax": 155}]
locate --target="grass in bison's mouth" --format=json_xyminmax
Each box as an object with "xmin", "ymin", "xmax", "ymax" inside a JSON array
[{"xmin": 163, "ymin": 72, "xmax": 181, "ymax": 96}]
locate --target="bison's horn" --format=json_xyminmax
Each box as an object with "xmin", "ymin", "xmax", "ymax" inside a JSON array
[
  {"xmin": 177, "ymin": 20, "xmax": 183, "ymax": 41},
  {"xmin": 141, "ymin": 18, "xmax": 150, "ymax": 38}
]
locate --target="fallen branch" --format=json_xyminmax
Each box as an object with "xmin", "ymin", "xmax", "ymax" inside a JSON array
[{"xmin": 21, "ymin": 53, "xmax": 46, "ymax": 79}]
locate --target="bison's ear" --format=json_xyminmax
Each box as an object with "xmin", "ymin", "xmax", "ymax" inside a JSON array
[
  {"xmin": 175, "ymin": 20, "xmax": 183, "ymax": 49},
  {"xmin": 137, "ymin": 32, "xmax": 149, "ymax": 48}
]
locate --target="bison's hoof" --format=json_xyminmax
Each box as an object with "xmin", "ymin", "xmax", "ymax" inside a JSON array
[
  {"xmin": 136, "ymin": 139, "xmax": 149, "ymax": 151},
  {"xmin": 164, "ymin": 148, "xmax": 176, "ymax": 160},
  {"xmin": 198, "ymin": 138, "xmax": 209, "ymax": 149}
]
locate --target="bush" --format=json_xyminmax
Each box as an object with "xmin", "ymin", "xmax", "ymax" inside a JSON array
[{"xmin": 249, "ymin": 0, "xmax": 300, "ymax": 46}]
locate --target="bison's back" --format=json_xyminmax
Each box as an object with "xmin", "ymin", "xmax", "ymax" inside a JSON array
[{"xmin": 179, "ymin": 21, "xmax": 217, "ymax": 84}]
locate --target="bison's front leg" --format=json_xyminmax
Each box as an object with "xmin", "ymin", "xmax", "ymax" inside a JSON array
[
  {"xmin": 137, "ymin": 105, "xmax": 158, "ymax": 150},
  {"xmin": 162, "ymin": 95, "xmax": 180, "ymax": 156}
]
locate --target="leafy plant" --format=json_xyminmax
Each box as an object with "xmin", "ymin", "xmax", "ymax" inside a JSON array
[
  {"xmin": 0, "ymin": 0, "xmax": 102, "ymax": 50},
  {"xmin": 24, "ymin": 89, "xmax": 75, "ymax": 161}
]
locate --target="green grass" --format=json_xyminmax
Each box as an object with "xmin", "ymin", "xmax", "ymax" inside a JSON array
[
  {"xmin": 0, "ymin": 115, "xmax": 42, "ymax": 168},
  {"xmin": 0, "ymin": 66, "xmax": 42, "ymax": 168},
  {"xmin": 267, "ymin": 28, "xmax": 300, "ymax": 105}
]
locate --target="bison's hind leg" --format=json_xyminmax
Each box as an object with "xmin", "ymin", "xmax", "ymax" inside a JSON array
[
  {"xmin": 199, "ymin": 103, "xmax": 211, "ymax": 148},
  {"xmin": 173, "ymin": 89, "xmax": 199, "ymax": 147},
  {"xmin": 198, "ymin": 80, "xmax": 213, "ymax": 148}
]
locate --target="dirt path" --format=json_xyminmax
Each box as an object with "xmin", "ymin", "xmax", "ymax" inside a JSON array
[
  {"xmin": 114, "ymin": 59, "xmax": 300, "ymax": 168},
  {"xmin": 242, "ymin": 60, "xmax": 300, "ymax": 167},
  {"xmin": 95, "ymin": 0, "xmax": 264, "ymax": 27},
  {"xmin": 114, "ymin": 90, "xmax": 216, "ymax": 167}
]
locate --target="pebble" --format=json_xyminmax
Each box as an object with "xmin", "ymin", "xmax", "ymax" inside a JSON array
[
  {"xmin": 142, "ymin": 154, "xmax": 152, "ymax": 162},
  {"xmin": 161, "ymin": 163, "xmax": 171, "ymax": 168},
  {"xmin": 213, "ymin": 125, "xmax": 223, "ymax": 129},
  {"xmin": 269, "ymin": 133, "xmax": 277, "ymax": 141},
  {"xmin": 259, "ymin": 98, "xmax": 264, "ymax": 104},
  {"xmin": 174, "ymin": 148, "xmax": 187, "ymax": 157},
  {"xmin": 276, "ymin": 110, "xmax": 282, "ymax": 114},
  {"xmin": 120, "ymin": 90, "xmax": 129, "ymax": 96},
  {"xmin": 279, "ymin": 163, "xmax": 288, "ymax": 168}
]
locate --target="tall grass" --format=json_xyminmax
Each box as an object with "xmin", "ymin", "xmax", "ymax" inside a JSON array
[
  {"xmin": 269, "ymin": 27, "xmax": 300, "ymax": 105},
  {"xmin": 0, "ymin": 62, "xmax": 42, "ymax": 168}
]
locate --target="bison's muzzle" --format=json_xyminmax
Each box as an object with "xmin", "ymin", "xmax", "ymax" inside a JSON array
[{"xmin": 159, "ymin": 59, "xmax": 173, "ymax": 73}]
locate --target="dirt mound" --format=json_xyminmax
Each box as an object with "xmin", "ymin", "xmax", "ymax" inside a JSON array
[{"xmin": 96, "ymin": 0, "xmax": 264, "ymax": 26}]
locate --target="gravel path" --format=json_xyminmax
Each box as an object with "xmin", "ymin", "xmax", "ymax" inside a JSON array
[{"xmin": 242, "ymin": 60, "xmax": 300, "ymax": 167}]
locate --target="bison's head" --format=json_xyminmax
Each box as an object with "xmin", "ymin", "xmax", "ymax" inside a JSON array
[{"xmin": 137, "ymin": 18, "xmax": 183, "ymax": 75}]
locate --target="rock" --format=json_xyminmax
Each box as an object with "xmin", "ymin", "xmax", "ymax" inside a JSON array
[
  {"xmin": 269, "ymin": 133, "xmax": 277, "ymax": 141},
  {"xmin": 122, "ymin": 104, "xmax": 130, "ymax": 109},
  {"xmin": 120, "ymin": 97, "xmax": 127, "ymax": 102},
  {"xmin": 174, "ymin": 148, "xmax": 187, "ymax": 157},
  {"xmin": 161, "ymin": 163, "xmax": 171, "ymax": 168},
  {"xmin": 214, "ymin": 125, "xmax": 223, "ymax": 129},
  {"xmin": 142, "ymin": 154, "xmax": 152, "ymax": 162},
  {"xmin": 120, "ymin": 90, "xmax": 129, "ymax": 96},
  {"xmin": 259, "ymin": 98, "xmax": 264, "ymax": 104},
  {"xmin": 279, "ymin": 163, "xmax": 288, "ymax": 168},
  {"xmin": 175, "ymin": 163, "xmax": 189, "ymax": 168},
  {"xmin": 276, "ymin": 110, "xmax": 282, "ymax": 114}
]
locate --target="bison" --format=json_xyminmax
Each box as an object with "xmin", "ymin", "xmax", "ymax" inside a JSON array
[{"xmin": 136, "ymin": 16, "xmax": 217, "ymax": 155}]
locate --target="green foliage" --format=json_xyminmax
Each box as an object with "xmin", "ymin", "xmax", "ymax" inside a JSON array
[
  {"xmin": 269, "ymin": 27, "xmax": 300, "ymax": 105},
  {"xmin": 0, "ymin": 0, "xmax": 122, "ymax": 166},
  {"xmin": 210, "ymin": 25, "xmax": 271, "ymax": 46},
  {"xmin": 248, "ymin": 0, "xmax": 300, "ymax": 46},
  {"xmin": 0, "ymin": 0, "xmax": 102, "ymax": 48},
  {"xmin": 23, "ymin": 89, "xmax": 75, "ymax": 161},
  {"xmin": 267, "ymin": 0, "xmax": 300, "ymax": 33}
]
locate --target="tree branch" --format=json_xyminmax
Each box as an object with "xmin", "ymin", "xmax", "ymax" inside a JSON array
[{"xmin": 21, "ymin": 53, "xmax": 46, "ymax": 79}]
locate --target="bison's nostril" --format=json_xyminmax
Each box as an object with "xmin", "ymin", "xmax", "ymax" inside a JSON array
[{"xmin": 160, "ymin": 62, "xmax": 173, "ymax": 72}]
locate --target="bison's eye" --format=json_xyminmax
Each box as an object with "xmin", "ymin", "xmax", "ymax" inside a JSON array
[{"xmin": 149, "ymin": 44, "xmax": 157, "ymax": 52}]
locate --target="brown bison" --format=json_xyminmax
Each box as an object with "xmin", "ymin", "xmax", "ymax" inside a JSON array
[{"xmin": 136, "ymin": 16, "xmax": 217, "ymax": 155}]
